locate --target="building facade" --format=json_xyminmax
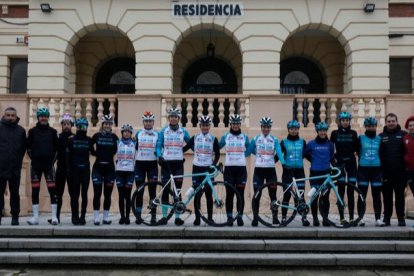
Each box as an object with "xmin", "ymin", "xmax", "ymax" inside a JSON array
[{"xmin": 1, "ymin": 0, "xmax": 414, "ymax": 215}]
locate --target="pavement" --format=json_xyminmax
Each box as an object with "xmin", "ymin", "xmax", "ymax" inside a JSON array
[{"xmin": 1, "ymin": 213, "xmax": 413, "ymax": 228}]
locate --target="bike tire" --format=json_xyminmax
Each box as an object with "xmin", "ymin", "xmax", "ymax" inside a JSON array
[
  {"xmin": 252, "ymin": 182, "xmax": 298, "ymax": 228},
  {"xmin": 195, "ymin": 181, "xmax": 242, "ymax": 227},
  {"xmin": 131, "ymin": 181, "xmax": 175, "ymax": 226},
  {"xmin": 319, "ymin": 183, "xmax": 366, "ymax": 228}
]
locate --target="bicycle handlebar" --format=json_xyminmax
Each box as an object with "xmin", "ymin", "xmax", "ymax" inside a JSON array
[
  {"xmin": 330, "ymin": 167, "xmax": 341, "ymax": 179},
  {"xmin": 208, "ymin": 162, "xmax": 223, "ymax": 178}
]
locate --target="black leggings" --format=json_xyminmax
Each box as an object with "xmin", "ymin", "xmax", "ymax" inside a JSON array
[
  {"xmin": 69, "ymin": 165, "xmax": 90, "ymax": 217},
  {"xmin": 55, "ymin": 163, "xmax": 69, "ymax": 219},
  {"xmin": 358, "ymin": 185, "xmax": 382, "ymax": 220},
  {"xmin": 117, "ymin": 186, "xmax": 132, "ymax": 219},
  {"xmin": 31, "ymin": 166, "xmax": 57, "ymax": 205},
  {"xmin": 93, "ymin": 184, "xmax": 113, "ymax": 211},
  {"xmin": 226, "ymin": 184, "xmax": 245, "ymax": 218}
]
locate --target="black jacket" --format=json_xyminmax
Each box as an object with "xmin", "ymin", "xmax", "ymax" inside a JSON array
[
  {"xmin": 91, "ymin": 131, "xmax": 118, "ymax": 164},
  {"xmin": 56, "ymin": 130, "xmax": 74, "ymax": 167},
  {"xmin": 379, "ymin": 125, "xmax": 407, "ymax": 171},
  {"xmin": 66, "ymin": 130, "xmax": 92, "ymax": 168},
  {"xmin": 0, "ymin": 117, "xmax": 26, "ymax": 177},
  {"xmin": 330, "ymin": 127, "xmax": 359, "ymax": 163},
  {"xmin": 27, "ymin": 122, "xmax": 58, "ymax": 169}
]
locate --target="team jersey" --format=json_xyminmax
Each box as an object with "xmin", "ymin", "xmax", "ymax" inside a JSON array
[
  {"xmin": 116, "ymin": 138, "xmax": 136, "ymax": 172},
  {"xmin": 281, "ymin": 137, "xmax": 306, "ymax": 169},
  {"xmin": 156, "ymin": 125, "xmax": 190, "ymax": 161},
  {"xmin": 219, "ymin": 132, "xmax": 249, "ymax": 166},
  {"xmin": 91, "ymin": 131, "xmax": 118, "ymax": 164},
  {"xmin": 185, "ymin": 133, "xmax": 220, "ymax": 167},
  {"xmin": 248, "ymin": 134, "xmax": 285, "ymax": 168},
  {"xmin": 135, "ymin": 129, "xmax": 158, "ymax": 161},
  {"xmin": 359, "ymin": 134, "xmax": 381, "ymax": 167},
  {"xmin": 304, "ymin": 137, "xmax": 334, "ymax": 171}
]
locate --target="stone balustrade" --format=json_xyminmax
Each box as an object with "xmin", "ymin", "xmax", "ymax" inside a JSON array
[{"xmin": 28, "ymin": 95, "xmax": 118, "ymax": 127}]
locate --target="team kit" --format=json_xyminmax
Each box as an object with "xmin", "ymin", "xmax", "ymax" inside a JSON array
[{"xmin": 1, "ymin": 107, "xmax": 414, "ymax": 228}]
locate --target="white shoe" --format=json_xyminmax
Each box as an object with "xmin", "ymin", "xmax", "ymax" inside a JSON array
[
  {"xmin": 27, "ymin": 204, "xmax": 39, "ymax": 225},
  {"xmin": 51, "ymin": 204, "xmax": 59, "ymax": 225},
  {"xmin": 375, "ymin": 219, "xmax": 385, "ymax": 227},
  {"xmin": 358, "ymin": 219, "xmax": 365, "ymax": 227},
  {"xmin": 93, "ymin": 210, "xmax": 100, "ymax": 225},
  {"xmin": 27, "ymin": 217, "xmax": 39, "ymax": 225}
]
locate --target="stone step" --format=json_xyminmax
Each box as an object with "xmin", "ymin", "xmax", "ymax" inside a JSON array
[
  {"xmin": 0, "ymin": 226, "xmax": 413, "ymax": 240},
  {"xmin": 1, "ymin": 238, "xmax": 414, "ymax": 253},
  {"xmin": 1, "ymin": 252, "xmax": 414, "ymax": 267}
]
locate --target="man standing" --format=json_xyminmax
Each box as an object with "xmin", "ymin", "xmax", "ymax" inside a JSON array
[
  {"xmin": 0, "ymin": 107, "xmax": 26, "ymax": 225},
  {"xmin": 380, "ymin": 113, "xmax": 407, "ymax": 226}
]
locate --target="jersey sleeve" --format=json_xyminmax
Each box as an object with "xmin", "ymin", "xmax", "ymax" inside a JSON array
[
  {"xmin": 246, "ymin": 136, "xmax": 257, "ymax": 156},
  {"xmin": 213, "ymin": 137, "xmax": 220, "ymax": 165},
  {"xmin": 274, "ymin": 138, "xmax": 285, "ymax": 165},
  {"xmin": 219, "ymin": 133, "xmax": 227, "ymax": 149},
  {"xmin": 183, "ymin": 136, "xmax": 195, "ymax": 152},
  {"xmin": 155, "ymin": 128, "xmax": 165, "ymax": 158}
]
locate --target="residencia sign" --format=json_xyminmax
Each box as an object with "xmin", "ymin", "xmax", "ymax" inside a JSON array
[{"xmin": 172, "ymin": 3, "xmax": 243, "ymax": 17}]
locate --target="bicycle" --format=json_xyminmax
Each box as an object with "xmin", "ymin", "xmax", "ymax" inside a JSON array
[
  {"xmin": 252, "ymin": 167, "xmax": 366, "ymax": 228},
  {"xmin": 131, "ymin": 163, "xmax": 242, "ymax": 226}
]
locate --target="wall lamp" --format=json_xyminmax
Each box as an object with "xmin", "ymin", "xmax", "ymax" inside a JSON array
[
  {"xmin": 363, "ymin": 3, "xmax": 375, "ymax": 13},
  {"xmin": 40, "ymin": 3, "xmax": 52, "ymax": 13}
]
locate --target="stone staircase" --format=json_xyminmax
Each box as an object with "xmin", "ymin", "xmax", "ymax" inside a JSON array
[{"xmin": 0, "ymin": 219, "xmax": 413, "ymax": 267}]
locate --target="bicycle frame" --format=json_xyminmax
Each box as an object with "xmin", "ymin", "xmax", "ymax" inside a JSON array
[
  {"xmin": 150, "ymin": 165, "xmax": 222, "ymax": 212},
  {"xmin": 276, "ymin": 167, "xmax": 342, "ymax": 212}
]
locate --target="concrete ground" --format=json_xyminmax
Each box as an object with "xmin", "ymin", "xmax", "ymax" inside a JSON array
[
  {"xmin": 1, "ymin": 213, "xmax": 413, "ymax": 228},
  {"xmin": 1, "ymin": 268, "xmax": 414, "ymax": 276}
]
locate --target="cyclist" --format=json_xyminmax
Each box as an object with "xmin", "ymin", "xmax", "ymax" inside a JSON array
[
  {"xmin": 380, "ymin": 113, "xmax": 407, "ymax": 226},
  {"xmin": 27, "ymin": 107, "xmax": 59, "ymax": 225},
  {"xmin": 248, "ymin": 117, "xmax": 285, "ymax": 227},
  {"xmin": 280, "ymin": 120, "xmax": 309, "ymax": 226},
  {"xmin": 66, "ymin": 117, "xmax": 92, "ymax": 225},
  {"xmin": 91, "ymin": 115, "xmax": 119, "ymax": 225},
  {"xmin": 183, "ymin": 115, "xmax": 220, "ymax": 225},
  {"xmin": 134, "ymin": 111, "xmax": 159, "ymax": 225},
  {"xmin": 304, "ymin": 121, "xmax": 335, "ymax": 227},
  {"xmin": 116, "ymin": 124, "xmax": 136, "ymax": 225},
  {"xmin": 330, "ymin": 111, "xmax": 359, "ymax": 225},
  {"xmin": 219, "ymin": 114, "xmax": 249, "ymax": 226},
  {"xmin": 403, "ymin": 116, "xmax": 414, "ymax": 225},
  {"xmin": 357, "ymin": 117, "xmax": 385, "ymax": 227},
  {"xmin": 156, "ymin": 107, "xmax": 190, "ymax": 226},
  {"xmin": 52, "ymin": 113, "xmax": 74, "ymax": 225}
]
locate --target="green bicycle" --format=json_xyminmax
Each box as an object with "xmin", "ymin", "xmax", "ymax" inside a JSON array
[
  {"xmin": 252, "ymin": 167, "xmax": 366, "ymax": 228},
  {"xmin": 131, "ymin": 163, "xmax": 242, "ymax": 226}
]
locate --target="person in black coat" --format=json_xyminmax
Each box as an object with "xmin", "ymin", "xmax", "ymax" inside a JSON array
[
  {"xmin": 379, "ymin": 113, "xmax": 407, "ymax": 226},
  {"xmin": 0, "ymin": 107, "xmax": 26, "ymax": 226}
]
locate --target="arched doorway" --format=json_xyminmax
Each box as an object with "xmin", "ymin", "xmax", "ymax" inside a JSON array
[
  {"xmin": 182, "ymin": 57, "xmax": 237, "ymax": 94},
  {"xmin": 280, "ymin": 57, "xmax": 325, "ymax": 94},
  {"xmin": 95, "ymin": 57, "xmax": 135, "ymax": 94}
]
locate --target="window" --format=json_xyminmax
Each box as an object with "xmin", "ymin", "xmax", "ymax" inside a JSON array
[
  {"xmin": 9, "ymin": 58, "xmax": 28, "ymax": 94},
  {"xmin": 390, "ymin": 58, "xmax": 412, "ymax": 94}
]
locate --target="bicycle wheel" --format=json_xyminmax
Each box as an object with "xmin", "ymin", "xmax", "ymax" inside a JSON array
[
  {"xmin": 252, "ymin": 182, "xmax": 298, "ymax": 228},
  {"xmin": 131, "ymin": 181, "xmax": 175, "ymax": 226},
  {"xmin": 195, "ymin": 181, "xmax": 242, "ymax": 227},
  {"xmin": 319, "ymin": 183, "xmax": 366, "ymax": 228}
]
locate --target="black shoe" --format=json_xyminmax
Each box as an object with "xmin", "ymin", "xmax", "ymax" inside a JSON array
[
  {"xmin": 398, "ymin": 220, "xmax": 406, "ymax": 227},
  {"xmin": 237, "ymin": 217, "xmax": 244, "ymax": 226},
  {"xmin": 47, "ymin": 219, "xmax": 52, "ymax": 225},
  {"xmin": 72, "ymin": 216, "xmax": 80, "ymax": 226},
  {"xmin": 159, "ymin": 217, "xmax": 168, "ymax": 225},
  {"xmin": 313, "ymin": 218, "xmax": 320, "ymax": 227},
  {"xmin": 175, "ymin": 218, "xmax": 184, "ymax": 226},
  {"xmin": 79, "ymin": 216, "xmax": 86, "ymax": 226},
  {"xmin": 125, "ymin": 217, "xmax": 130, "ymax": 225},
  {"xmin": 103, "ymin": 220, "xmax": 112, "ymax": 225},
  {"xmin": 135, "ymin": 218, "xmax": 142, "ymax": 225},
  {"xmin": 119, "ymin": 217, "xmax": 125, "ymax": 225},
  {"xmin": 251, "ymin": 219, "xmax": 258, "ymax": 227},
  {"xmin": 274, "ymin": 217, "xmax": 282, "ymax": 225},
  {"xmin": 11, "ymin": 217, "xmax": 19, "ymax": 226},
  {"xmin": 302, "ymin": 218, "xmax": 310, "ymax": 227},
  {"xmin": 322, "ymin": 219, "xmax": 331, "ymax": 227},
  {"xmin": 151, "ymin": 214, "xmax": 156, "ymax": 225},
  {"xmin": 226, "ymin": 218, "xmax": 233, "ymax": 226},
  {"xmin": 383, "ymin": 219, "xmax": 391, "ymax": 227},
  {"xmin": 193, "ymin": 217, "xmax": 201, "ymax": 226}
]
